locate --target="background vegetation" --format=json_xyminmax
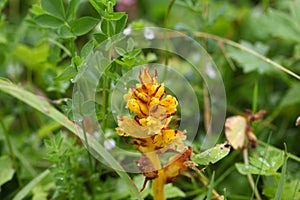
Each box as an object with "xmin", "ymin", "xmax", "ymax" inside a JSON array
[{"xmin": 0, "ymin": 0, "xmax": 300, "ymax": 199}]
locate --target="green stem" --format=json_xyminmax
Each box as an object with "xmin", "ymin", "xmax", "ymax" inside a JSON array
[
  {"xmin": 78, "ymin": 87, "xmax": 95, "ymax": 199},
  {"xmin": 252, "ymin": 81, "xmax": 258, "ymax": 113},
  {"xmin": 243, "ymin": 148, "xmax": 262, "ymax": 200},
  {"xmin": 164, "ymin": 0, "xmax": 175, "ymax": 28},
  {"xmin": 17, "ymin": 100, "xmax": 29, "ymax": 131},
  {"xmin": 102, "ymin": 75, "xmax": 108, "ymax": 131},
  {"xmin": 163, "ymin": 0, "xmax": 175, "ymax": 67},
  {"xmin": 68, "ymin": 38, "xmax": 76, "ymax": 57},
  {"xmin": 0, "ymin": 118, "xmax": 22, "ymax": 186},
  {"xmin": 48, "ymin": 38, "xmax": 72, "ymax": 57},
  {"xmin": 101, "ymin": 19, "xmax": 113, "ymax": 131}
]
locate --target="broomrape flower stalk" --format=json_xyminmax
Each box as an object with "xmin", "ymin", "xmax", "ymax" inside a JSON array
[{"xmin": 116, "ymin": 68, "xmax": 196, "ymax": 200}]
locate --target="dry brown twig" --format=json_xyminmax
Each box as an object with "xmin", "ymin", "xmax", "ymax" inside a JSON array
[{"xmin": 158, "ymin": 31, "xmax": 300, "ymax": 80}]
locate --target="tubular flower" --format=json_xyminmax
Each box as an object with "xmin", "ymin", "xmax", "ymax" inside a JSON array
[{"xmin": 116, "ymin": 68, "xmax": 196, "ymax": 200}]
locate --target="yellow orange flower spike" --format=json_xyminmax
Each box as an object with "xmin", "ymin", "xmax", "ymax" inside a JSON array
[{"xmin": 116, "ymin": 68, "xmax": 197, "ymax": 200}]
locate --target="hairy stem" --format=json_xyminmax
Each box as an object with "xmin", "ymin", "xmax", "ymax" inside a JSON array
[
  {"xmin": 152, "ymin": 170, "xmax": 166, "ymax": 200},
  {"xmin": 148, "ymin": 153, "xmax": 165, "ymax": 200}
]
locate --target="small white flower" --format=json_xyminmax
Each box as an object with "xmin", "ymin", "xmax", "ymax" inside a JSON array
[
  {"xmin": 123, "ymin": 27, "xmax": 132, "ymax": 36},
  {"xmin": 205, "ymin": 63, "xmax": 216, "ymax": 79},
  {"xmin": 104, "ymin": 139, "xmax": 116, "ymax": 150},
  {"xmin": 192, "ymin": 53, "xmax": 201, "ymax": 63},
  {"xmin": 144, "ymin": 27, "xmax": 155, "ymax": 40}
]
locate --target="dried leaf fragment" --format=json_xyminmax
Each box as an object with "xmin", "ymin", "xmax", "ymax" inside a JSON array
[
  {"xmin": 296, "ymin": 116, "xmax": 300, "ymax": 126},
  {"xmin": 225, "ymin": 116, "xmax": 247, "ymax": 150}
]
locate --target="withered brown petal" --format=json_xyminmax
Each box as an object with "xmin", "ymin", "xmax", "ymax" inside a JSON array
[{"xmin": 225, "ymin": 116, "xmax": 247, "ymax": 150}]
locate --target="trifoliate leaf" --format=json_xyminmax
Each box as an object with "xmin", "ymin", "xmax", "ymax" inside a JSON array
[{"xmin": 235, "ymin": 145, "xmax": 284, "ymax": 175}]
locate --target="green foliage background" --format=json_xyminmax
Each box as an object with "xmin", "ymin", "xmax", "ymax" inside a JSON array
[{"xmin": 0, "ymin": 0, "xmax": 300, "ymax": 199}]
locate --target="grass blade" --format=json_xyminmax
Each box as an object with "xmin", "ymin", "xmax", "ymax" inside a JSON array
[
  {"xmin": 274, "ymin": 144, "xmax": 288, "ymax": 200},
  {"xmin": 13, "ymin": 169, "xmax": 50, "ymax": 200},
  {"xmin": 207, "ymin": 171, "xmax": 215, "ymax": 200}
]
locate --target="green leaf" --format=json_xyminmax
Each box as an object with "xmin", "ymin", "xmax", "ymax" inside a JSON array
[
  {"xmin": 263, "ymin": 177, "xmax": 300, "ymax": 200},
  {"xmin": 115, "ymin": 14, "xmax": 128, "ymax": 34},
  {"xmin": 235, "ymin": 163, "xmax": 264, "ymax": 175},
  {"xmin": 35, "ymin": 14, "xmax": 64, "ymax": 29},
  {"xmin": 0, "ymin": 0, "xmax": 8, "ymax": 12},
  {"xmin": 164, "ymin": 184, "xmax": 186, "ymax": 199},
  {"xmin": 66, "ymin": 0, "xmax": 80, "ymax": 21},
  {"xmin": 280, "ymin": 83, "xmax": 300, "ymax": 107},
  {"xmin": 13, "ymin": 43, "xmax": 49, "ymax": 70},
  {"xmin": 127, "ymin": 37, "xmax": 135, "ymax": 52},
  {"xmin": 290, "ymin": 0, "xmax": 300, "ymax": 24},
  {"xmin": 101, "ymin": 19, "xmax": 114, "ymax": 36},
  {"xmin": 249, "ymin": 151, "xmax": 283, "ymax": 173},
  {"xmin": 36, "ymin": 121, "xmax": 61, "ymax": 140},
  {"xmin": 0, "ymin": 115, "xmax": 14, "ymax": 140},
  {"xmin": 71, "ymin": 17, "xmax": 99, "ymax": 36},
  {"xmin": 235, "ymin": 146, "xmax": 284, "ymax": 175},
  {"xmin": 72, "ymin": 55, "xmax": 84, "ymax": 68},
  {"xmin": 88, "ymin": 0, "xmax": 105, "ymax": 16},
  {"xmin": 115, "ymin": 47, "xmax": 126, "ymax": 56},
  {"xmin": 41, "ymin": 0, "xmax": 65, "ymax": 20},
  {"xmin": 72, "ymin": 91, "xmax": 85, "ymax": 111},
  {"xmin": 227, "ymin": 41, "xmax": 271, "ymax": 74},
  {"xmin": 32, "ymin": 185, "xmax": 48, "ymax": 200},
  {"xmin": 94, "ymin": 33, "xmax": 107, "ymax": 44},
  {"xmin": 58, "ymin": 25, "xmax": 76, "ymax": 39},
  {"xmin": 55, "ymin": 66, "xmax": 77, "ymax": 81},
  {"xmin": 125, "ymin": 49, "xmax": 142, "ymax": 59},
  {"xmin": 0, "ymin": 79, "xmax": 142, "ymax": 200},
  {"xmin": 81, "ymin": 100, "xmax": 96, "ymax": 116},
  {"xmin": 133, "ymin": 175, "xmax": 151, "ymax": 199},
  {"xmin": 81, "ymin": 40, "xmax": 94, "ymax": 58},
  {"xmin": 0, "ymin": 156, "xmax": 15, "ymax": 186},
  {"xmin": 104, "ymin": 12, "xmax": 126, "ymax": 20},
  {"xmin": 191, "ymin": 142, "xmax": 230, "ymax": 165},
  {"xmin": 261, "ymin": 7, "xmax": 300, "ymax": 42},
  {"xmin": 106, "ymin": 71, "xmax": 120, "ymax": 80}
]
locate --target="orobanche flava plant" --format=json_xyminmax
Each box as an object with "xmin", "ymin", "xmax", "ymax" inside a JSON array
[{"xmin": 116, "ymin": 68, "xmax": 197, "ymax": 200}]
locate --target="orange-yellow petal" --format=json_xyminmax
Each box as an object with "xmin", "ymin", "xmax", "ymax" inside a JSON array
[{"xmin": 117, "ymin": 116, "xmax": 164, "ymax": 138}]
